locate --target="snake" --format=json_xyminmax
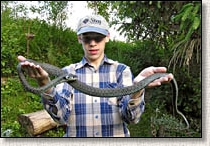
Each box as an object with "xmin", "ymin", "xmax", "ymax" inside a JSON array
[{"xmin": 17, "ymin": 59, "xmax": 189, "ymax": 130}]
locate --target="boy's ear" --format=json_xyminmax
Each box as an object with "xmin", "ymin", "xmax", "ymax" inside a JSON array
[
  {"xmin": 105, "ymin": 33, "xmax": 110, "ymax": 42},
  {"xmin": 78, "ymin": 36, "xmax": 82, "ymax": 43},
  {"xmin": 105, "ymin": 37, "xmax": 109, "ymax": 43}
]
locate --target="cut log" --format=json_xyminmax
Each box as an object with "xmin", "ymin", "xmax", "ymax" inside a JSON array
[{"xmin": 18, "ymin": 109, "xmax": 59, "ymax": 136}]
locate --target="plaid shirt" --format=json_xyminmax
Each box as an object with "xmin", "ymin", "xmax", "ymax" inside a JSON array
[{"xmin": 41, "ymin": 56, "xmax": 145, "ymax": 137}]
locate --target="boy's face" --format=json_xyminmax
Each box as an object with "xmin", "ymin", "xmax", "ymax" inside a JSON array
[{"xmin": 78, "ymin": 32, "xmax": 109, "ymax": 63}]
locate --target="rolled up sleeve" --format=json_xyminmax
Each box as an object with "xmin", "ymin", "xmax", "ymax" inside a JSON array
[
  {"xmin": 119, "ymin": 67, "xmax": 145, "ymax": 124},
  {"xmin": 41, "ymin": 82, "xmax": 73, "ymax": 125}
]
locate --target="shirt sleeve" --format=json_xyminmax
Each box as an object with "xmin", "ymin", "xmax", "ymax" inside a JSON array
[
  {"xmin": 118, "ymin": 66, "xmax": 145, "ymax": 124},
  {"xmin": 41, "ymin": 82, "xmax": 73, "ymax": 125}
]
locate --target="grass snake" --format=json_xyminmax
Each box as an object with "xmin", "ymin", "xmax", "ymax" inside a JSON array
[{"xmin": 17, "ymin": 59, "xmax": 189, "ymax": 130}]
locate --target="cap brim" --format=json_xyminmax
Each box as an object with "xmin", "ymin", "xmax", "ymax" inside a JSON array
[{"xmin": 77, "ymin": 27, "xmax": 108, "ymax": 36}]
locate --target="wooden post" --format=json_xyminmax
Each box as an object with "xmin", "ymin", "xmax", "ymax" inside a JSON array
[{"xmin": 18, "ymin": 109, "xmax": 59, "ymax": 136}]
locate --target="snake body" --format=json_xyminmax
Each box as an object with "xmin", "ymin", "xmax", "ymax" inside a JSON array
[{"xmin": 17, "ymin": 59, "xmax": 189, "ymax": 129}]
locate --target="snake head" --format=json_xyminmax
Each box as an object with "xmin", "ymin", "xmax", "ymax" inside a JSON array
[{"xmin": 64, "ymin": 74, "xmax": 77, "ymax": 81}]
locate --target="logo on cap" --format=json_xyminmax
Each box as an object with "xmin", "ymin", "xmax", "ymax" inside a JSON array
[
  {"xmin": 83, "ymin": 18, "xmax": 89, "ymax": 24},
  {"xmin": 83, "ymin": 18, "xmax": 102, "ymax": 25}
]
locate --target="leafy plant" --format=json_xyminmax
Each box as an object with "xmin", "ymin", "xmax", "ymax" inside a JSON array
[{"xmin": 169, "ymin": 2, "xmax": 201, "ymax": 71}]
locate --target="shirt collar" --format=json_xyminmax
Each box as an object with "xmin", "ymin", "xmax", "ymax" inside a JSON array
[{"xmin": 75, "ymin": 55, "xmax": 115, "ymax": 70}]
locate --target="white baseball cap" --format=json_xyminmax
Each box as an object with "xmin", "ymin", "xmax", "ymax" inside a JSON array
[{"xmin": 77, "ymin": 15, "xmax": 109, "ymax": 36}]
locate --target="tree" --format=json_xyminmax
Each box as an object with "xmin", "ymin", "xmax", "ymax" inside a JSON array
[
  {"xmin": 30, "ymin": 1, "xmax": 70, "ymax": 28},
  {"xmin": 87, "ymin": 1, "xmax": 201, "ymax": 71}
]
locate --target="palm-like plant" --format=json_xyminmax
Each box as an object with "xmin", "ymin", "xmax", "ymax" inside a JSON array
[{"xmin": 168, "ymin": 2, "xmax": 201, "ymax": 72}]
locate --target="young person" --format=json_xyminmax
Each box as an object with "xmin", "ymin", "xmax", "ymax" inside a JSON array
[{"xmin": 18, "ymin": 14, "xmax": 173, "ymax": 137}]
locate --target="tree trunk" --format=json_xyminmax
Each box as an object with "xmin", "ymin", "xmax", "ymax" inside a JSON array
[{"xmin": 18, "ymin": 109, "xmax": 59, "ymax": 136}]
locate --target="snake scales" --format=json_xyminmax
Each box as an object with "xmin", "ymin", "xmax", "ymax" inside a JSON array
[{"xmin": 17, "ymin": 59, "xmax": 189, "ymax": 130}]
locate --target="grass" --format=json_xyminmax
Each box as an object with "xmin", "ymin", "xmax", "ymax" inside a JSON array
[{"xmin": 1, "ymin": 76, "xmax": 65, "ymax": 137}]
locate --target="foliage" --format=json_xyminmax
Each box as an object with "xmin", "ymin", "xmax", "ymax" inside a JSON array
[
  {"xmin": 87, "ymin": 1, "xmax": 201, "ymax": 72},
  {"xmin": 88, "ymin": 1, "xmax": 186, "ymax": 42},
  {"xmin": 1, "ymin": 7, "xmax": 81, "ymax": 77},
  {"xmin": 1, "ymin": 77, "xmax": 42, "ymax": 137},
  {"xmin": 169, "ymin": 2, "xmax": 201, "ymax": 71},
  {"xmin": 106, "ymin": 40, "xmax": 170, "ymax": 76},
  {"xmin": 36, "ymin": 1, "xmax": 69, "ymax": 28},
  {"xmin": 1, "ymin": 5, "xmax": 25, "ymax": 76}
]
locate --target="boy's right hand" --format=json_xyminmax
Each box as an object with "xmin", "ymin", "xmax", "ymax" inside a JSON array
[{"xmin": 17, "ymin": 55, "xmax": 50, "ymax": 86}]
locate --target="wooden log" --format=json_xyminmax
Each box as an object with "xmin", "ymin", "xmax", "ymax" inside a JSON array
[{"xmin": 18, "ymin": 109, "xmax": 59, "ymax": 136}]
